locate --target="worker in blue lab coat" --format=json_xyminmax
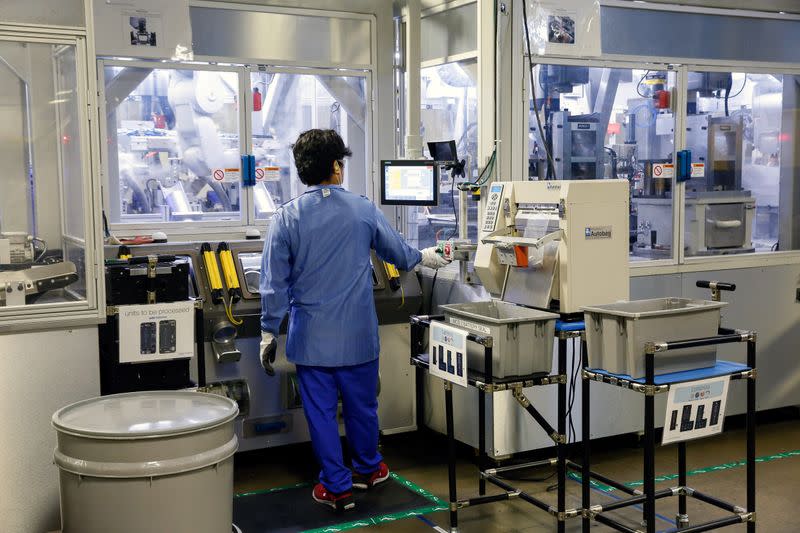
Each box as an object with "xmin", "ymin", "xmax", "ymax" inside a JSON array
[{"xmin": 259, "ymin": 129, "xmax": 450, "ymax": 511}]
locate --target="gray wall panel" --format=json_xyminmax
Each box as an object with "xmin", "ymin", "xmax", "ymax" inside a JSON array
[
  {"xmin": 190, "ymin": 7, "xmax": 372, "ymax": 66},
  {"xmin": 421, "ymin": 2, "xmax": 477, "ymax": 63},
  {"xmin": 681, "ymin": 266, "xmax": 800, "ymax": 412},
  {"xmin": 621, "ymin": 0, "xmax": 800, "ymax": 14},
  {"xmin": 0, "ymin": 327, "xmax": 100, "ymax": 533},
  {"xmin": 602, "ymin": 6, "xmax": 800, "ymax": 64},
  {"xmin": 0, "ymin": 0, "xmax": 85, "ymax": 27}
]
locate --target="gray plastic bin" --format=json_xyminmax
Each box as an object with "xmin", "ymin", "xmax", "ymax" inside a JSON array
[
  {"xmin": 53, "ymin": 391, "xmax": 239, "ymax": 533},
  {"xmin": 582, "ymin": 298, "xmax": 727, "ymax": 378},
  {"xmin": 442, "ymin": 300, "xmax": 558, "ymax": 378}
]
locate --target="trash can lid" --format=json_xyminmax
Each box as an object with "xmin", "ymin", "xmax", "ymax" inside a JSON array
[{"xmin": 52, "ymin": 391, "xmax": 238, "ymax": 439}]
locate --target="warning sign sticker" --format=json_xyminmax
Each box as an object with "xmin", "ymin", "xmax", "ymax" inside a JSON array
[
  {"xmin": 256, "ymin": 166, "xmax": 281, "ymax": 182},
  {"xmin": 691, "ymin": 163, "xmax": 705, "ymax": 178},
  {"xmin": 211, "ymin": 168, "xmax": 241, "ymax": 183},
  {"xmin": 652, "ymin": 163, "xmax": 674, "ymax": 179}
]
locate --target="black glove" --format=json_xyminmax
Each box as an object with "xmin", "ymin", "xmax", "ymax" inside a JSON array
[{"xmin": 260, "ymin": 332, "xmax": 278, "ymax": 376}]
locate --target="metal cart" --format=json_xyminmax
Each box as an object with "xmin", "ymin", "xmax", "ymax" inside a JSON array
[
  {"xmin": 579, "ymin": 283, "xmax": 756, "ymax": 533},
  {"xmin": 410, "ymin": 315, "xmax": 590, "ymax": 532}
]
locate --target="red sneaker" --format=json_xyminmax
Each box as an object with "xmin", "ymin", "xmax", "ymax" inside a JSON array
[
  {"xmin": 312, "ymin": 483, "xmax": 355, "ymax": 512},
  {"xmin": 352, "ymin": 462, "xmax": 391, "ymax": 490}
]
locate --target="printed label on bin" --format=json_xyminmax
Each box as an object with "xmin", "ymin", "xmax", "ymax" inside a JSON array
[
  {"xmin": 448, "ymin": 317, "xmax": 491, "ymax": 335},
  {"xmin": 430, "ymin": 322, "xmax": 468, "ymax": 388},
  {"xmin": 662, "ymin": 376, "xmax": 729, "ymax": 445}
]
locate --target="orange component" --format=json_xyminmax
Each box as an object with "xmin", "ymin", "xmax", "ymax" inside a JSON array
[
  {"xmin": 657, "ymin": 89, "xmax": 671, "ymax": 110},
  {"xmin": 514, "ymin": 246, "xmax": 529, "ymax": 268}
]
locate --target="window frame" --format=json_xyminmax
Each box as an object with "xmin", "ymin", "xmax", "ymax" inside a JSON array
[
  {"xmin": 98, "ymin": 59, "xmax": 249, "ymax": 235},
  {"xmin": 520, "ymin": 54, "xmax": 800, "ymax": 274},
  {"xmin": 99, "ymin": 59, "xmax": 374, "ymax": 237},
  {"xmin": 0, "ymin": 29, "xmax": 105, "ymax": 330},
  {"xmin": 521, "ymin": 56, "xmax": 682, "ymax": 269},
  {"xmin": 412, "ymin": 54, "xmax": 481, "ymax": 271}
]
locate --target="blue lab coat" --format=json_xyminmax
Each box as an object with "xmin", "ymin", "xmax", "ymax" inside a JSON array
[{"xmin": 260, "ymin": 185, "xmax": 422, "ymax": 366}]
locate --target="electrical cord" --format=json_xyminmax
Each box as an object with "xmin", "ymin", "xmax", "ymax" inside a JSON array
[
  {"xmin": 723, "ymin": 74, "xmax": 746, "ymax": 117},
  {"xmin": 727, "ymin": 75, "xmax": 747, "ymax": 99},
  {"xmin": 457, "ymin": 149, "xmax": 496, "ymax": 191},
  {"xmin": 32, "ymin": 237, "xmax": 47, "ymax": 263},
  {"xmin": 447, "ymin": 176, "xmax": 458, "ymax": 241},
  {"xmin": 428, "ymin": 269, "xmax": 438, "ymax": 315},
  {"xmin": 521, "ymin": 0, "xmax": 557, "ymax": 179},
  {"xmin": 605, "ymin": 147, "xmax": 618, "ymax": 179},
  {"xmin": 636, "ymin": 70, "xmax": 652, "ymax": 98},
  {"xmin": 224, "ymin": 296, "xmax": 243, "ymax": 326},
  {"xmin": 569, "ymin": 338, "xmax": 582, "ymax": 444}
]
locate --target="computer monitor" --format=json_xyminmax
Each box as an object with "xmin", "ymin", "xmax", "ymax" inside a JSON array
[
  {"xmin": 380, "ymin": 160, "xmax": 439, "ymax": 206},
  {"xmin": 427, "ymin": 140, "xmax": 458, "ymax": 163}
]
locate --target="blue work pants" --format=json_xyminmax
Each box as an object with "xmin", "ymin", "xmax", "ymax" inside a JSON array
[{"xmin": 295, "ymin": 358, "xmax": 382, "ymax": 494}]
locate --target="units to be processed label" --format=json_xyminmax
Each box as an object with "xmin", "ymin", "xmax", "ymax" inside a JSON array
[
  {"xmin": 662, "ymin": 376, "xmax": 730, "ymax": 445},
  {"xmin": 430, "ymin": 322, "xmax": 468, "ymax": 387}
]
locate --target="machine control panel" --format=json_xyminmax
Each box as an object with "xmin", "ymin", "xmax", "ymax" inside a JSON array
[{"xmin": 482, "ymin": 183, "xmax": 505, "ymax": 234}]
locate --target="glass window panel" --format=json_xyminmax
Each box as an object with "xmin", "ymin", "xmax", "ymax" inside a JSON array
[
  {"xmin": 104, "ymin": 66, "xmax": 242, "ymax": 224},
  {"xmin": 250, "ymin": 72, "xmax": 368, "ymax": 220},
  {"xmin": 528, "ymin": 65, "xmax": 676, "ymax": 262},
  {"xmin": 411, "ymin": 60, "xmax": 479, "ymax": 250},
  {"xmin": 0, "ymin": 40, "xmax": 88, "ymax": 309},
  {"xmin": 684, "ymin": 71, "xmax": 798, "ymax": 256}
]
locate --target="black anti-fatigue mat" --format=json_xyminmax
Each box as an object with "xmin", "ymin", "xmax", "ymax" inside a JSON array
[{"xmin": 232, "ymin": 473, "xmax": 445, "ymax": 533}]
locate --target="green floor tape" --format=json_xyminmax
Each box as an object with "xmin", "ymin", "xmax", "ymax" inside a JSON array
[
  {"xmin": 302, "ymin": 474, "xmax": 447, "ymax": 533},
  {"xmin": 569, "ymin": 449, "xmax": 800, "ymax": 493},
  {"xmin": 235, "ymin": 472, "xmax": 447, "ymax": 533}
]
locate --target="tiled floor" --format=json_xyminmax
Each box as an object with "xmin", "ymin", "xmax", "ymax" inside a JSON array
[{"xmin": 234, "ymin": 412, "xmax": 800, "ymax": 531}]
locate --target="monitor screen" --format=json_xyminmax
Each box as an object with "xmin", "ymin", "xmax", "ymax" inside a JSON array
[
  {"xmin": 427, "ymin": 140, "xmax": 458, "ymax": 163},
  {"xmin": 380, "ymin": 160, "xmax": 439, "ymax": 206}
]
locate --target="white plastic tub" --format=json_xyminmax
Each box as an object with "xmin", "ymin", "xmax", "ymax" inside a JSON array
[
  {"xmin": 442, "ymin": 300, "xmax": 558, "ymax": 378},
  {"xmin": 582, "ymin": 298, "xmax": 726, "ymax": 378}
]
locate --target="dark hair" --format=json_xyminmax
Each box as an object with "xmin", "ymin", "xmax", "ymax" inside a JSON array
[{"xmin": 291, "ymin": 129, "xmax": 352, "ymax": 186}]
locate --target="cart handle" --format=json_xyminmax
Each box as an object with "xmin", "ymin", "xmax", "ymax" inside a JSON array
[{"xmin": 696, "ymin": 280, "xmax": 736, "ymax": 302}]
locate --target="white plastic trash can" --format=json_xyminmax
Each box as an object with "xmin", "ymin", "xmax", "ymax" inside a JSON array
[{"xmin": 53, "ymin": 391, "xmax": 239, "ymax": 533}]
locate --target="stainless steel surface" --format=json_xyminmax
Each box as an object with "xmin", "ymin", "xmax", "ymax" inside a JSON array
[
  {"xmin": 190, "ymin": 7, "xmax": 372, "ymax": 66},
  {"xmin": 705, "ymin": 203, "xmax": 747, "ymax": 249},
  {"xmin": 551, "ymin": 111, "xmax": 605, "ymax": 180},
  {"xmin": 442, "ymin": 300, "xmax": 557, "ymax": 378},
  {"xmin": 685, "ymin": 194, "xmax": 756, "ymax": 255},
  {"xmin": 583, "ymin": 297, "xmax": 725, "ymax": 378},
  {"xmin": 707, "ymin": 116, "xmax": 743, "ymax": 192},
  {"xmin": 601, "ymin": 6, "xmax": 800, "ymax": 63}
]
